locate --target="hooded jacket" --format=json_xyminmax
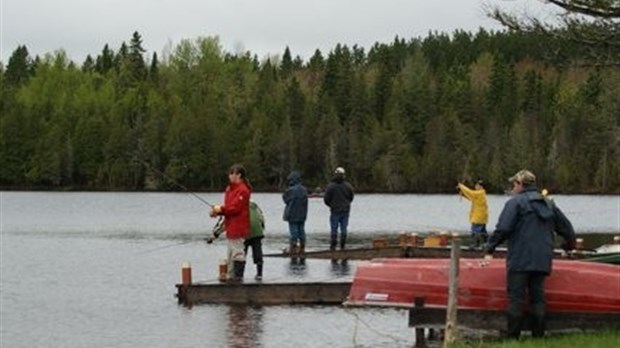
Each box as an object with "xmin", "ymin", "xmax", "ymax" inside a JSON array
[
  {"xmin": 220, "ymin": 181, "xmax": 251, "ymax": 239},
  {"xmin": 324, "ymin": 174, "xmax": 354, "ymax": 214},
  {"xmin": 282, "ymin": 171, "xmax": 308, "ymax": 222},
  {"xmin": 485, "ymin": 187, "xmax": 576, "ymax": 273}
]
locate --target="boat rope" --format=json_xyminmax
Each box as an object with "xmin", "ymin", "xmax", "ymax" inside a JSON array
[{"xmin": 346, "ymin": 307, "xmax": 411, "ymax": 346}]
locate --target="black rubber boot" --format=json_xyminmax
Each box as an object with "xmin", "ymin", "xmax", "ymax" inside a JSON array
[
  {"xmin": 232, "ymin": 261, "xmax": 245, "ymax": 282},
  {"xmin": 340, "ymin": 236, "xmax": 347, "ymax": 250},
  {"xmin": 469, "ymin": 233, "xmax": 478, "ymax": 250},
  {"xmin": 255, "ymin": 262, "xmax": 263, "ymax": 281},
  {"xmin": 506, "ymin": 312, "xmax": 522, "ymax": 340},
  {"xmin": 531, "ymin": 305, "xmax": 546, "ymax": 338},
  {"xmin": 480, "ymin": 232, "xmax": 488, "ymax": 245},
  {"xmin": 531, "ymin": 314, "xmax": 545, "ymax": 338},
  {"xmin": 330, "ymin": 238, "xmax": 337, "ymax": 251}
]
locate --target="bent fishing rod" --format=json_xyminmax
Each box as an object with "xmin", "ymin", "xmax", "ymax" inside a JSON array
[
  {"xmin": 137, "ymin": 218, "xmax": 224, "ymax": 254},
  {"xmin": 131, "ymin": 155, "xmax": 214, "ymax": 208}
]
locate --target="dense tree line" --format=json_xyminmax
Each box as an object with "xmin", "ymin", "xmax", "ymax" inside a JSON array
[{"xmin": 1, "ymin": 30, "xmax": 618, "ymax": 193}]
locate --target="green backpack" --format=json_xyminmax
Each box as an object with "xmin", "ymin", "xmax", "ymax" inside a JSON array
[
  {"xmin": 249, "ymin": 201, "xmax": 265, "ymax": 239},
  {"xmin": 207, "ymin": 201, "xmax": 264, "ymax": 243}
]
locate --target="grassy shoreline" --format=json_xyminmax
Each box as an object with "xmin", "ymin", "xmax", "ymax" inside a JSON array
[{"xmin": 450, "ymin": 331, "xmax": 620, "ymax": 347}]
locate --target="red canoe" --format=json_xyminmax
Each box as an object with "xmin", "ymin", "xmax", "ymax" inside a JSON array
[{"xmin": 346, "ymin": 259, "xmax": 620, "ymax": 313}]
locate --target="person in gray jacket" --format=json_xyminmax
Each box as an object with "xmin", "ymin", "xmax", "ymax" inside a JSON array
[
  {"xmin": 484, "ymin": 169, "xmax": 576, "ymax": 340},
  {"xmin": 324, "ymin": 167, "xmax": 355, "ymax": 250},
  {"xmin": 283, "ymin": 171, "xmax": 308, "ymax": 255}
]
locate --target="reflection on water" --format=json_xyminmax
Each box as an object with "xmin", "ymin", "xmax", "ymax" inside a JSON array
[
  {"xmin": 287, "ymin": 257, "xmax": 308, "ymax": 277},
  {"xmin": 226, "ymin": 305, "xmax": 264, "ymax": 348},
  {"xmin": 330, "ymin": 259, "xmax": 351, "ymax": 277}
]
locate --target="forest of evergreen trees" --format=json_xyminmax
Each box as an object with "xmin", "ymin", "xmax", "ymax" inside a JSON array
[{"xmin": 1, "ymin": 29, "xmax": 618, "ymax": 193}]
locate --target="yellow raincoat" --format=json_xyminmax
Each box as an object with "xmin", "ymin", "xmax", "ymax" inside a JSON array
[{"xmin": 458, "ymin": 183, "xmax": 488, "ymax": 224}]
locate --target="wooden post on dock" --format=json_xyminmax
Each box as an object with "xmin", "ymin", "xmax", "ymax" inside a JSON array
[
  {"xmin": 443, "ymin": 234, "xmax": 460, "ymax": 347},
  {"xmin": 414, "ymin": 297, "xmax": 426, "ymax": 348}
]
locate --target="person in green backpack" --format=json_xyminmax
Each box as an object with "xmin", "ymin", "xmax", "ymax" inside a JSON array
[{"xmin": 244, "ymin": 201, "xmax": 265, "ymax": 280}]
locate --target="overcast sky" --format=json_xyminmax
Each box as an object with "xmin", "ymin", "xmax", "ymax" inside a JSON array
[{"xmin": 1, "ymin": 0, "xmax": 546, "ymax": 64}]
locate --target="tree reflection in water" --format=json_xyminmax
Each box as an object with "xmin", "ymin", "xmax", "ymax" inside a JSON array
[{"xmin": 226, "ymin": 305, "xmax": 264, "ymax": 348}]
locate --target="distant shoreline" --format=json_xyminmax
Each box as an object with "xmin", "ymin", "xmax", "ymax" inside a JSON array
[{"xmin": 1, "ymin": 186, "xmax": 618, "ymax": 196}]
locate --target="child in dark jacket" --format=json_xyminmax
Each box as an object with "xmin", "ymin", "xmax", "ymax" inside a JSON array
[{"xmin": 283, "ymin": 171, "xmax": 309, "ymax": 255}]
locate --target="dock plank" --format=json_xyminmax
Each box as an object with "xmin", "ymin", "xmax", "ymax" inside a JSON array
[{"xmin": 176, "ymin": 281, "xmax": 351, "ymax": 306}]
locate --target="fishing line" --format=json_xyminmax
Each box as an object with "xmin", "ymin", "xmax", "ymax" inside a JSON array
[
  {"xmin": 130, "ymin": 155, "xmax": 214, "ymax": 208},
  {"xmin": 136, "ymin": 219, "xmax": 224, "ymax": 255},
  {"xmin": 136, "ymin": 239, "xmax": 198, "ymax": 255}
]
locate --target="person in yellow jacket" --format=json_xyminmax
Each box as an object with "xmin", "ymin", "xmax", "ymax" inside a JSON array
[{"xmin": 457, "ymin": 180, "xmax": 489, "ymax": 249}]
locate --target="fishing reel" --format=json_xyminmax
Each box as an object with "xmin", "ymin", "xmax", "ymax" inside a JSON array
[{"xmin": 206, "ymin": 217, "xmax": 225, "ymax": 244}]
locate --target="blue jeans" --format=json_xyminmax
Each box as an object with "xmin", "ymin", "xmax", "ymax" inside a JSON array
[
  {"xmin": 330, "ymin": 212, "xmax": 349, "ymax": 249},
  {"xmin": 471, "ymin": 223, "xmax": 487, "ymax": 234},
  {"xmin": 288, "ymin": 222, "xmax": 306, "ymax": 245}
]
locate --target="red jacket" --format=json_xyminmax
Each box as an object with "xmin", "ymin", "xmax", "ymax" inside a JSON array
[{"xmin": 220, "ymin": 181, "xmax": 251, "ymax": 239}]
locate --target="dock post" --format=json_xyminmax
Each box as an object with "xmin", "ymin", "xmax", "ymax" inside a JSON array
[
  {"xmin": 575, "ymin": 238, "xmax": 584, "ymax": 251},
  {"xmin": 614, "ymin": 236, "xmax": 620, "ymax": 245},
  {"xmin": 414, "ymin": 297, "xmax": 427, "ymax": 348},
  {"xmin": 219, "ymin": 259, "xmax": 228, "ymax": 282},
  {"xmin": 399, "ymin": 231, "xmax": 407, "ymax": 247},
  {"xmin": 443, "ymin": 234, "xmax": 461, "ymax": 347},
  {"xmin": 439, "ymin": 231, "xmax": 449, "ymax": 246},
  {"xmin": 182, "ymin": 262, "xmax": 192, "ymax": 285}
]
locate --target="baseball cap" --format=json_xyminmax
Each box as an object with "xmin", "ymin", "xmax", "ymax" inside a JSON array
[{"xmin": 508, "ymin": 170, "xmax": 536, "ymax": 185}]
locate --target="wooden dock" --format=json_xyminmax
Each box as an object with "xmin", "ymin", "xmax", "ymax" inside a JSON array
[
  {"xmin": 176, "ymin": 281, "xmax": 351, "ymax": 307},
  {"xmin": 266, "ymin": 245, "xmax": 514, "ymax": 260},
  {"xmin": 264, "ymin": 243, "xmax": 592, "ymax": 261}
]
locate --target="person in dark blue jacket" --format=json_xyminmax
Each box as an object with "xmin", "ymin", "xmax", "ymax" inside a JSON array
[
  {"xmin": 484, "ymin": 169, "xmax": 576, "ymax": 340},
  {"xmin": 283, "ymin": 171, "xmax": 309, "ymax": 255},
  {"xmin": 324, "ymin": 167, "xmax": 355, "ymax": 250}
]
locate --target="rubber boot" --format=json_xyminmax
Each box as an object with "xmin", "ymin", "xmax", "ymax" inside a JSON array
[
  {"xmin": 480, "ymin": 232, "xmax": 488, "ymax": 245},
  {"xmin": 289, "ymin": 243, "xmax": 298, "ymax": 256},
  {"xmin": 506, "ymin": 312, "xmax": 522, "ymax": 340},
  {"xmin": 255, "ymin": 262, "xmax": 263, "ymax": 281},
  {"xmin": 531, "ymin": 314, "xmax": 545, "ymax": 338},
  {"xmin": 530, "ymin": 305, "xmax": 546, "ymax": 338},
  {"xmin": 298, "ymin": 243, "xmax": 305, "ymax": 256},
  {"xmin": 478, "ymin": 233, "xmax": 488, "ymax": 250},
  {"xmin": 469, "ymin": 233, "xmax": 478, "ymax": 250},
  {"xmin": 330, "ymin": 238, "xmax": 337, "ymax": 251},
  {"xmin": 340, "ymin": 236, "xmax": 347, "ymax": 250},
  {"xmin": 232, "ymin": 261, "xmax": 245, "ymax": 282}
]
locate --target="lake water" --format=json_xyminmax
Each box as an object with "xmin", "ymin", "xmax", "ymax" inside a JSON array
[{"xmin": 1, "ymin": 192, "xmax": 619, "ymax": 348}]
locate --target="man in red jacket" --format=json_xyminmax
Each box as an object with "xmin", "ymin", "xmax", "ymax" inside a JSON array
[{"xmin": 211, "ymin": 164, "xmax": 252, "ymax": 281}]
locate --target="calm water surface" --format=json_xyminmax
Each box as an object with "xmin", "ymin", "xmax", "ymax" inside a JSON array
[{"xmin": 1, "ymin": 192, "xmax": 618, "ymax": 348}]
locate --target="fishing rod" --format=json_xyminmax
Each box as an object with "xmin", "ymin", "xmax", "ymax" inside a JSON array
[
  {"xmin": 131, "ymin": 155, "xmax": 214, "ymax": 208},
  {"xmin": 136, "ymin": 239, "xmax": 197, "ymax": 255},
  {"xmin": 136, "ymin": 219, "xmax": 224, "ymax": 255}
]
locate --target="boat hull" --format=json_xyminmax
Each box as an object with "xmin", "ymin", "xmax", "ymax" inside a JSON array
[{"xmin": 346, "ymin": 259, "xmax": 620, "ymax": 313}]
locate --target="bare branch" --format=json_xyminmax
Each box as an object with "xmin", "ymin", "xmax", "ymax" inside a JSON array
[{"xmin": 546, "ymin": 0, "xmax": 620, "ymax": 19}]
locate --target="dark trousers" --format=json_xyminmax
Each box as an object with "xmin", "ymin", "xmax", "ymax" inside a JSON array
[
  {"xmin": 244, "ymin": 237, "xmax": 263, "ymax": 265},
  {"xmin": 330, "ymin": 212, "xmax": 350, "ymax": 249},
  {"xmin": 506, "ymin": 271, "xmax": 547, "ymax": 338}
]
